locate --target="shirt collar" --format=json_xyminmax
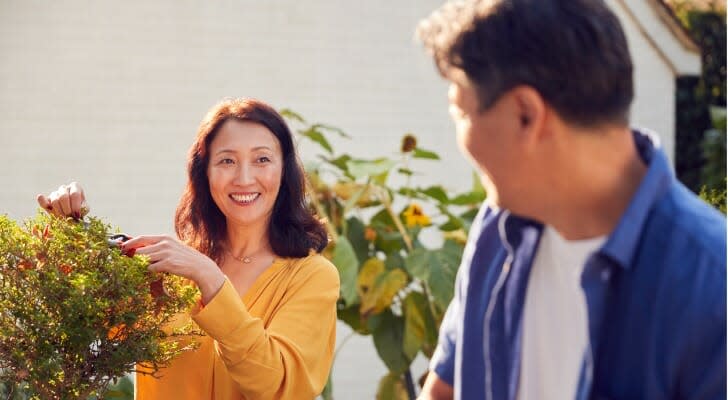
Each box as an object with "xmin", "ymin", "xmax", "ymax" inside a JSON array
[{"xmin": 599, "ymin": 128, "xmax": 673, "ymax": 269}]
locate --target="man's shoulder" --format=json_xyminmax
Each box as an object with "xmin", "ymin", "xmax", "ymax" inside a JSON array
[
  {"xmin": 648, "ymin": 182, "xmax": 726, "ymax": 264},
  {"xmin": 636, "ymin": 181, "xmax": 726, "ymax": 314}
]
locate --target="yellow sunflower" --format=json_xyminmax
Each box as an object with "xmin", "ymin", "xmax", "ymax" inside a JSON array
[{"xmin": 403, "ymin": 203, "xmax": 431, "ymax": 227}]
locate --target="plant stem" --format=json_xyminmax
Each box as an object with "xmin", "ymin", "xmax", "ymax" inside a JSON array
[
  {"xmin": 321, "ymin": 331, "xmax": 357, "ymax": 400},
  {"xmin": 332, "ymin": 330, "xmax": 356, "ymax": 364},
  {"xmin": 381, "ymin": 192, "xmax": 413, "ymax": 252},
  {"xmin": 420, "ymin": 282, "xmax": 440, "ymax": 327},
  {"xmin": 307, "ymin": 186, "xmax": 338, "ymax": 242},
  {"xmin": 381, "ymin": 185, "xmax": 441, "ymax": 331}
]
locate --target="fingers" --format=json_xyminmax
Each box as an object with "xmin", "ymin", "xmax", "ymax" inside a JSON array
[
  {"xmin": 55, "ymin": 185, "xmax": 73, "ymax": 216},
  {"xmin": 122, "ymin": 235, "xmax": 177, "ymax": 267},
  {"xmin": 38, "ymin": 182, "xmax": 88, "ymax": 219},
  {"xmin": 68, "ymin": 182, "xmax": 88, "ymax": 217},
  {"xmin": 122, "ymin": 235, "xmax": 168, "ymax": 251},
  {"xmin": 137, "ymin": 243, "xmax": 182, "ymax": 275},
  {"xmin": 123, "ymin": 236, "xmax": 214, "ymax": 284},
  {"xmin": 36, "ymin": 194, "xmax": 52, "ymax": 212}
]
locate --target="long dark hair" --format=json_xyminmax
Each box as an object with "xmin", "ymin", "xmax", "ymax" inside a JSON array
[{"xmin": 175, "ymin": 98, "xmax": 328, "ymax": 263}]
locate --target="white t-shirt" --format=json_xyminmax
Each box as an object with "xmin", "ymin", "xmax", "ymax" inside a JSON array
[{"xmin": 517, "ymin": 226, "xmax": 606, "ymax": 400}]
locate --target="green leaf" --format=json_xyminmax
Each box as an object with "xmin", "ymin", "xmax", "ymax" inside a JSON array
[
  {"xmin": 397, "ymin": 187, "xmax": 427, "ymax": 200},
  {"xmin": 346, "ymin": 158, "xmax": 395, "ymax": 180},
  {"xmin": 302, "ymin": 127, "xmax": 333, "ymax": 154},
  {"xmin": 420, "ymin": 186, "xmax": 449, "ymax": 203},
  {"xmin": 314, "ymin": 123, "xmax": 351, "ymax": 139},
  {"xmin": 345, "ymin": 217, "xmax": 370, "ymax": 264},
  {"xmin": 407, "ymin": 292, "xmax": 440, "ymax": 358},
  {"xmin": 384, "ymin": 251, "xmax": 405, "ymax": 271},
  {"xmin": 374, "ymin": 230, "xmax": 405, "ymax": 255},
  {"xmin": 472, "ymin": 170, "xmax": 486, "ymax": 196},
  {"xmin": 376, "ymin": 372, "xmax": 409, "ymax": 400},
  {"xmin": 439, "ymin": 218, "xmax": 463, "ymax": 232},
  {"xmin": 460, "ymin": 207, "xmax": 479, "ymax": 221},
  {"xmin": 442, "ymin": 237, "xmax": 465, "ymax": 256},
  {"xmin": 371, "ymin": 171, "xmax": 390, "ymax": 186},
  {"xmin": 370, "ymin": 210, "xmax": 407, "ymax": 254},
  {"xmin": 332, "ymin": 236, "xmax": 360, "ymax": 305},
  {"xmin": 413, "ymin": 147, "xmax": 441, "ymax": 160},
  {"xmin": 449, "ymin": 191, "xmax": 486, "ymax": 205},
  {"xmin": 322, "ymin": 154, "xmax": 352, "ymax": 173},
  {"xmin": 709, "ymin": 106, "xmax": 727, "ymax": 131},
  {"xmin": 427, "ymin": 247, "xmax": 460, "ymax": 310},
  {"xmin": 402, "ymin": 293, "xmax": 426, "ymax": 360},
  {"xmin": 404, "ymin": 247, "xmax": 460, "ymax": 311},
  {"xmin": 371, "ymin": 208, "xmax": 395, "ymax": 226},
  {"xmin": 337, "ymin": 302, "xmax": 369, "ymax": 335},
  {"xmin": 343, "ymin": 182, "xmax": 376, "ymax": 211},
  {"xmin": 321, "ymin": 373, "xmax": 334, "ymax": 400},
  {"xmin": 402, "ymin": 292, "xmax": 438, "ymax": 358},
  {"xmin": 404, "ymin": 248, "xmax": 431, "ymax": 281},
  {"xmin": 279, "ymin": 108, "xmax": 306, "ymax": 124},
  {"xmin": 366, "ymin": 310, "xmax": 386, "ymax": 332},
  {"xmin": 372, "ymin": 311, "xmax": 411, "ymax": 373},
  {"xmin": 397, "ymin": 168, "xmax": 414, "ymax": 176},
  {"xmin": 359, "ymin": 262, "xmax": 408, "ymax": 317},
  {"xmin": 357, "ymin": 258, "xmax": 386, "ymax": 299},
  {"xmin": 459, "ymin": 208, "xmax": 480, "ymax": 231}
]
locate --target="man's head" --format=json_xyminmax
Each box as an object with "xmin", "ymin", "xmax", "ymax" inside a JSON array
[
  {"xmin": 417, "ymin": 0, "xmax": 634, "ymax": 209},
  {"xmin": 417, "ymin": 0, "xmax": 633, "ymax": 126}
]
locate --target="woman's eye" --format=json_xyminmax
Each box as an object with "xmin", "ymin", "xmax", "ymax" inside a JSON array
[
  {"xmin": 257, "ymin": 156, "xmax": 271, "ymax": 163},
  {"xmin": 218, "ymin": 158, "xmax": 235, "ymax": 165}
]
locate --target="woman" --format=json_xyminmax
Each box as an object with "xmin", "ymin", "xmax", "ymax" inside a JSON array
[{"xmin": 37, "ymin": 98, "xmax": 340, "ymax": 400}]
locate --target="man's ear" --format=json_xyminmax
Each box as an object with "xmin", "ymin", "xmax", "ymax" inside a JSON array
[{"xmin": 511, "ymin": 85, "xmax": 546, "ymax": 139}]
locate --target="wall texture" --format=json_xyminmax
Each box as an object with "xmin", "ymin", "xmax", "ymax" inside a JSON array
[{"xmin": 0, "ymin": 1, "xmax": 695, "ymax": 398}]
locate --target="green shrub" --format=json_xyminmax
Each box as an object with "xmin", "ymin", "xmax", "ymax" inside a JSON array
[
  {"xmin": 0, "ymin": 213, "xmax": 199, "ymax": 399},
  {"xmin": 699, "ymin": 184, "xmax": 727, "ymax": 214}
]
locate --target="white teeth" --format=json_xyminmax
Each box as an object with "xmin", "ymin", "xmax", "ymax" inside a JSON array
[{"xmin": 230, "ymin": 193, "xmax": 259, "ymax": 203}]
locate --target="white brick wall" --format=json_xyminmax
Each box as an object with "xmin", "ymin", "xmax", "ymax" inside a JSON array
[
  {"xmin": 0, "ymin": 1, "xmax": 690, "ymax": 398},
  {"xmin": 609, "ymin": 0, "xmax": 680, "ymax": 163}
]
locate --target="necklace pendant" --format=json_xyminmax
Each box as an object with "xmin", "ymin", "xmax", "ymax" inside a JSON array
[{"xmin": 243, "ymin": 256, "xmax": 252, "ymax": 264}]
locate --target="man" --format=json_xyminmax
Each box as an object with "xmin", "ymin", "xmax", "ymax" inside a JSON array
[{"xmin": 415, "ymin": 1, "xmax": 726, "ymax": 399}]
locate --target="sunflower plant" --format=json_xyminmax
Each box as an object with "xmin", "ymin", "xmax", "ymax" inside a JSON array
[
  {"xmin": 282, "ymin": 110, "xmax": 485, "ymax": 399},
  {"xmin": 0, "ymin": 212, "xmax": 199, "ymax": 400}
]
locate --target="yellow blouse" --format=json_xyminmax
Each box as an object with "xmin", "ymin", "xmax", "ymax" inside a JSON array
[{"xmin": 135, "ymin": 253, "xmax": 340, "ymax": 400}]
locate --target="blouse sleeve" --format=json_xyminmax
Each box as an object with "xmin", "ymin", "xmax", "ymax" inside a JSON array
[{"xmin": 190, "ymin": 255, "xmax": 340, "ymax": 399}]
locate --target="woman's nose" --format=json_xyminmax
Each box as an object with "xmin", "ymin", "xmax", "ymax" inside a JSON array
[{"xmin": 233, "ymin": 164, "xmax": 255, "ymax": 185}]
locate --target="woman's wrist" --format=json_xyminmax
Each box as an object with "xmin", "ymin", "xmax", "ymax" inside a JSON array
[{"xmin": 196, "ymin": 264, "xmax": 226, "ymax": 305}]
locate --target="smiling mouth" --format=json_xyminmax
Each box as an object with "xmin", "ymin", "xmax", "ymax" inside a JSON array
[{"xmin": 229, "ymin": 193, "xmax": 260, "ymax": 204}]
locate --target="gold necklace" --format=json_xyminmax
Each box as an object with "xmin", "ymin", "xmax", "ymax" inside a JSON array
[{"xmin": 226, "ymin": 249, "xmax": 252, "ymax": 264}]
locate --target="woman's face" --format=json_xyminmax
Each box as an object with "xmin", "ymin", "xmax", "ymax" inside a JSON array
[{"xmin": 207, "ymin": 119, "xmax": 283, "ymax": 230}]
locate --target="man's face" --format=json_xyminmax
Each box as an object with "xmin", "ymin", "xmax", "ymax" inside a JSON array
[{"xmin": 447, "ymin": 69, "xmax": 523, "ymax": 207}]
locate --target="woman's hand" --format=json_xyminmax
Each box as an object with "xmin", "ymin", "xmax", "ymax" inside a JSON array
[
  {"xmin": 122, "ymin": 235, "xmax": 226, "ymax": 305},
  {"xmin": 37, "ymin": 182, "xmax": 88, "ymax": 219}
]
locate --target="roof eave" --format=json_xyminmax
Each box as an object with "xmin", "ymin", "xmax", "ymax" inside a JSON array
[{"xmin": 616, "ymin": 0, "xmax": 702, "ymax": 76}]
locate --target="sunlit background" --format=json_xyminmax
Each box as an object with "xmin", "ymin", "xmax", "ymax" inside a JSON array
[{"xmin": 1, "ymin": 1, "xmax": 719, "ymax": 398}]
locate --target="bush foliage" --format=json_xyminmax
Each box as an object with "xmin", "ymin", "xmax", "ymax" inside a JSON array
[{"xmin": 0, "ymin": 213, "xmax": 199, "ymax": 400}]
